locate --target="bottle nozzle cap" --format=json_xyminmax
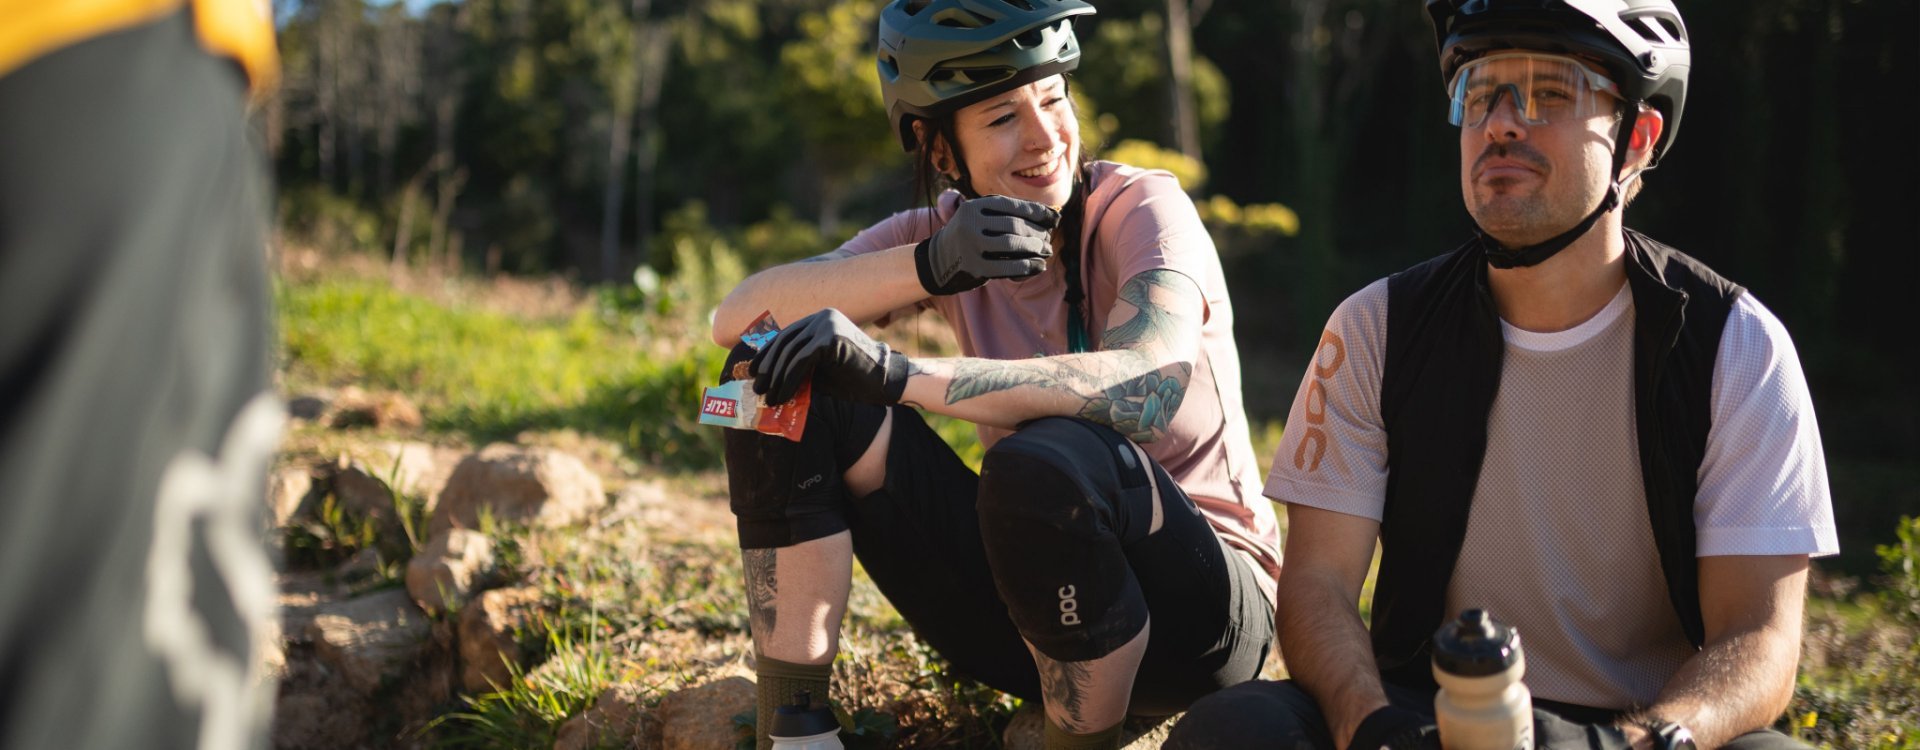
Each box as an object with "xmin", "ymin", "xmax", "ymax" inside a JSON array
[
  {"xmin": 1432, "ymin": 608, "xmax": 1522, "ymax": 677},
  {"xmin": 769, "ymin": 689, "xmax": 840, "ymax": 738}
]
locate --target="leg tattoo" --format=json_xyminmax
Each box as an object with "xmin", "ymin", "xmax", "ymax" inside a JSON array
[
  {"xmin": 743, "ymin": 548, "xmax": 778, "ymax": 639},
  {"xmin": 1036, "ymin": 654, "xmax": 1100, "ymax": 733}
]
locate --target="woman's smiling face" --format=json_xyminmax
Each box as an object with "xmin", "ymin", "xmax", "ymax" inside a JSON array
[{"xmin": 945, "ymin": 75, "xmax": 1079, "ymax": 209}]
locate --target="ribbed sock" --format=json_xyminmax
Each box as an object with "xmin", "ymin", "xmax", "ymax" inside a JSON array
[
  {"xmin": 1044, "ymin": 719, "xmax": 1125, "ymax": 750},
  {"xmin": 755, "ymin": 654, "xmax": 832, "ymax": 750}
]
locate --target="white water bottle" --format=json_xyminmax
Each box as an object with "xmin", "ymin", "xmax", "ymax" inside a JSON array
[
  {"xmin": 769, "ymin": 690, "xmax": 843, "ymax": 750},
  {"xmin": 1432, "ymin": 609, "xmax": 1534, "ymax": 750}
]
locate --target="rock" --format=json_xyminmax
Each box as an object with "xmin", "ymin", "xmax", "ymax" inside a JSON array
[
  {"xmin": 1001, "ymin": 704, "xmax": 1176, "ymax": 750},
  {"xmin": 333, "ymin": 546, "xmax": 388, "ymax": 585},
  {"xmin": 458, "ymin": 586, "xmax": 543, "ymax": 694},
  {"xmin": 268, "ymin": 466, "xmax": 317, "ymax": 527},
  {"xmin": 554, "ymin": 683, "xmax": 661, "ymax": 750},
  {"xmin": 272, "ymin": 687, "xmax": 368, "ymax": 750},
  {"xmin": 334, "ymin": 440, "xmax": 457, "ymax": 519},
  {"xmin": 407, "ymin": 528, "xmax": 497, "ymax": 613},
  {"xmin": 330, "ymin": 387, "xmax": 424, "ymax": 431},
  {"xmin": 657, "ymin": 675, "xmax": 755, "ymax": 750},
  {"xmin": 603, "ymin": 480, "xmax": 672, "ymax": 527},
  {"xmin": 307, "ymin": 588, "xmax": 431, "ymax": 694},
  {"xmin": 287, "ymin": 393, "xmax": 330, "ymax": 421},
  {"xmin": 431, "ymin": 444, "xmax": 606, "ymax": 535}
]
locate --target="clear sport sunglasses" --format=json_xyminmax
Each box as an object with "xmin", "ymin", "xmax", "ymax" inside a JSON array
[{"xmin": 1448, "ymin": 52, "xmax": 1624, "ymax": 128}]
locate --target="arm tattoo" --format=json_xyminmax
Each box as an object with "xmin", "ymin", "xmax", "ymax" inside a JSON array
[
  {"xmin": 1035, "ymin": 654, "xmax": 1099, "ymax": 733},
  {"xmin": 944, "ymin": 359, "xmax": 1083, "ymax": 403},
  {"xmin": 742, "ymin": 548, "xmax": 778, "ymax": 638},
  {"xmin": 1101, "ymin": 270, "xmax": 1193, "ymax": 350},
  {"xmin": 928, "ymin": 270, "xmax": 1199, "ymax": 440},
  {"xmin": 1080, "ymin": 362, "xmax": 1192, "ymax": 442}
]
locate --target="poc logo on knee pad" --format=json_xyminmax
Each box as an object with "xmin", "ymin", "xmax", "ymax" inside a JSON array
[{"xmin": 1058, "ymin": 585, "xmax": 1081, "ymax": 626}]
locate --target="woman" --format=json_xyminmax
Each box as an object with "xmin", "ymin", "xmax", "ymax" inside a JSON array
[{"xmin": 711, "ymin": 1, "xmax": 1279, "ymax": 748}]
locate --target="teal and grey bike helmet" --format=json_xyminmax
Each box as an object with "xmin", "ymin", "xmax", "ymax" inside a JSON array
[
  {"xmin": 1426, "ymin": 0, "xmax": 1692, "ymax": 268},
  {"xmin": 877, "ymin": 0, "xmax": 1096, "ymax": 152}
]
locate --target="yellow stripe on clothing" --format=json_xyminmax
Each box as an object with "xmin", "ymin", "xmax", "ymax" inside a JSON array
[
  {"xmin": 190, "ymin": 0, "xmax": 278, "ymax": 93},
  {"xmin": 0, "ymin": 0, "xmax": 277, "ymax": 93}
]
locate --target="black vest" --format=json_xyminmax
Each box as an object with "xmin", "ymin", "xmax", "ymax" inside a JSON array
[{"xmin": 1372, "ymin": 229, "xmax": 1743, "ymax": 690}]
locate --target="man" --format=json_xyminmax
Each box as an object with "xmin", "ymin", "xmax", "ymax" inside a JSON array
[
  {"xmin": 0, "ymin": 1, "xmax": 281, "ymax": 748},
  {"xmin": 1166, "ymin": 1, "xmax": 1835, "ymax": 749}
]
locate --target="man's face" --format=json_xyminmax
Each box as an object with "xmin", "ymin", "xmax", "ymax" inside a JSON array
[{"xmin": 1456, "ymin": 52, "xmax": 1623, "ymax": 247}]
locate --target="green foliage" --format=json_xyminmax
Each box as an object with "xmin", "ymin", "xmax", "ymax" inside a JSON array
[
  {"xmin": 277, "ymin": 265, "xmax": 730, "ymax": 470},
  {"xmin": 1876, "ymin": 516, "xmax": 1920, "ymax": 625},
  {"xmin": 1785, "ymin": 523, "xmax": 1920, "ymax": 749},
  {"xmin": 279, "ymin": 186, "xmax": 388, "ymax": 254},
  {"xmin": 1197, "ymin": 193, "xmax": 1302, "ymax": 238},
  {"xmin": 1075, "ymin": 12, "xmax": 1231, "ymax": 150},
  {"xmin": 424, "ymin": 621, "xmax": 619, "ymax": 748},
  {"xmin": 282, "ymin": 460, "xmax": 430, "ymax": 590},
  {"xmin": 1103, "ymin": 139, "xmax": 1209, "ymax": 191}
]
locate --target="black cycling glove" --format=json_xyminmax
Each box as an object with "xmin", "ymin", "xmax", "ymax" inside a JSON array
[
  {"xmin": 1351, "ymin": 706, "xmax": 1440, "ymax": 750},
  {"xmin": 750, "ymin": 309, "xmax": 911, "ymax": 406},
  {"xmin": 914, "ymin": 194, "xmax": 1058, "ymax": 295},
  {"xmin": 1531, "ymin": 710, "xmax": 1634, "ymax": 750}
]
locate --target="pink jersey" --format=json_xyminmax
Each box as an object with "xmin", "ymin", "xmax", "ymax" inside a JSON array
[{"xmin": 827, "ymin": 161, "xmax": 1281, "ymax": 600}]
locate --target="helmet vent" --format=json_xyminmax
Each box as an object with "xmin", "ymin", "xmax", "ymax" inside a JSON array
[
  {"xmin": 1012, "ymin": 28, "xmax": 1043, "ymax": 49},
  {"xmin": 1004, "ymin": 0, "xmax": 1036, "ymax": 10},
  {"xmin": 1636, "ymin": 15, "xmax": 1683, "ymax": 45},
  {"xmin": 932, "ymin": 8, "xmax": 989, "ymax": 28},
  {"xmin": 904, "ymin": 0, "xmax": 933, "ymax": 16}
]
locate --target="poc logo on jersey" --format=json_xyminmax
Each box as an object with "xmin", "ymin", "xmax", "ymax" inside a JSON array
[
  {"xmin": 1293, "ymin": 330, "xmax": 1347, "ymax": 473},
  {"xmin": 702, "ymin": 395, "xmax": 738, "ymax": 418},
  {"xmin": 1058, "ymin": 585, "xmax": 1081, "ymax": 626}
]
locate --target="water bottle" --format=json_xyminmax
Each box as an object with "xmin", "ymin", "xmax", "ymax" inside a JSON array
[
  {"xmin": 769, "ymin": 690, "xmax": 843, "ymax": 750},
  {"xmin": 1432, "ymin": 609, "xmax": 1534, "ymax": 750}
]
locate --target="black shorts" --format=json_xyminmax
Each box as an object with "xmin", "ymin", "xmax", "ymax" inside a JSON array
[{"xmin": 840, "ymin": 406, "xmax": 1273, "ymax": 714}]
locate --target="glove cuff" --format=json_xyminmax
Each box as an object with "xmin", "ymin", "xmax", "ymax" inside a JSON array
[
  {"xmin": 881, "ymin": 347, "xmax": 911, "ymax": 403},
  {"xmin": 1350, "ymin": 705, "xmax": 1432, "ymax": 750},
  {"xmin": 912, "ymin": 238, "xmax": 946, "ymax": 295}
]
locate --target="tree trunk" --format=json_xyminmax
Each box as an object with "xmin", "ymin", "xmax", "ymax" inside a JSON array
[
  {"xmin": 1166, "ymin": 0, "xmax": 1202, "ymax": 163},
  {"xmin": 600, "ymin": 110, "xmax": 632, "ymax": 282},
  {"xmin": 632, "ymin": 22, "xmax": 672, "ymax": 269}
]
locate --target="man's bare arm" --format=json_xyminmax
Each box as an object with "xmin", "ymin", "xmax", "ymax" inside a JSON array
[
  {"xmin": 1278, "ymin": 504, "xmax": 1393, "ymax": 750},
  {"xmin": 1623, "ymin": 554, "xmax": 1809, "ymax": 749}
]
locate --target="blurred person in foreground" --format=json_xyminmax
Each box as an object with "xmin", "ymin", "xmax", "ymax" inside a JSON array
[
  {"xmin": 709, "ymin": 1, "xmax": 1282, "ymax": 747},
  {"xmin": 0, "ymin": 1, "xmax": 281, "ymax": 748},
  {"xmin": 1167, "ymin": 1, "xmax": 1835, "ymax": 749}
]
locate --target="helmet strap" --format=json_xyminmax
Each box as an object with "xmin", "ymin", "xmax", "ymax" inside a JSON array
[{"xmin": 1479, "ymin": 99, "xmax": 1638, "ymax": 270}]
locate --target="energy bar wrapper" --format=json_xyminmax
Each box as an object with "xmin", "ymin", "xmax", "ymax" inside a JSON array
[{"xmin": 697, "ymin": 311, "xmax": 810, "ymax": 441}]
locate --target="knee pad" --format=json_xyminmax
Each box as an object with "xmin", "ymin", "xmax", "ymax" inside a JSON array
[
  {"xmin": 976, "ymin": 417, "xmax": 1157, "ymax": 662},
  {"xmin": 719, "ymin": 343, "xmax": 885, "ymax": 549}
]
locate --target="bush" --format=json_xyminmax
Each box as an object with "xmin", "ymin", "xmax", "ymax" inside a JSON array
[{"xmin": 1785, "ymin": 516, "xmax": 1920, "ymax": 749}]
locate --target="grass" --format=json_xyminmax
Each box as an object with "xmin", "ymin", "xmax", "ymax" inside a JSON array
[{"xmin": 277, "ymin": 253, "xmax": 730, "ymax": 470}]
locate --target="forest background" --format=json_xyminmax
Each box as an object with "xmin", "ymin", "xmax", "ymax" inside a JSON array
[{"xmin": 269, "ymin": 0, "xmax": 1916, "ymax": 578}]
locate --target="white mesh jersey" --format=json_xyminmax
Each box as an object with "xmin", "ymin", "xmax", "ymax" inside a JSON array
[{"xmin": 1265, "ymin": 278, "xmax": 1838, "ymax": 709}]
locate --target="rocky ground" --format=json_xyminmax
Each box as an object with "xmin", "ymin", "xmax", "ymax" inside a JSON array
[{"xmin": 265, "ymin": 386, "xmax": 1197, "ymax": 749}]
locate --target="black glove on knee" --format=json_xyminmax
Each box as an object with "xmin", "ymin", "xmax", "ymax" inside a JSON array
[
  {"xmin": 751, "ymin": 309, "xmax": 911, "ymax": 406},
  {"xmin": 914, "ymin": 194, "xmax": 1058, "ymax": 295},
  {"xmin": 1351, "ymin": 705, "xmax": 1440, "ymax": 750}
]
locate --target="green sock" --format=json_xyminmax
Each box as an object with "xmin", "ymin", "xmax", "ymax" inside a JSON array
[
  {"xmin": 1044, "ymin": 719, "xmax": 1125, "ymax": 750},
  {"xmin": 755, "ymin": 654, "xmax": 832, "ymax": 750}
]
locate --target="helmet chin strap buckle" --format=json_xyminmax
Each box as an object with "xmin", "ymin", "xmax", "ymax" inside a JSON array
[{"xmin": 1479, "ymin": 182, "xmax": 1619, "ymax": 270}]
